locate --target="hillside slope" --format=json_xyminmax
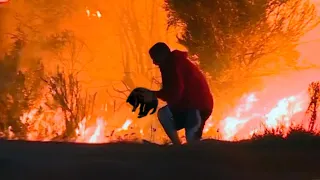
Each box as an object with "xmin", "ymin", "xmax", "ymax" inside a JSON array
[{"xmin": 1, "ymin": 138, "xmax": 320, "ymax": 180}]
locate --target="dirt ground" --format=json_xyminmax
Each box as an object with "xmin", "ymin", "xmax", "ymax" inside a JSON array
[{"xmin": 1, "ymin": 138, "xmax": 320, "ymax": 180}]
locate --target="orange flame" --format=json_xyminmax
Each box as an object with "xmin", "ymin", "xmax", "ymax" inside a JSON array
[
  {"xmin": 11, "ymin": 73, "xmax": 317, "ymax": 144},
  {"xmin": 218, "ymin": 91, "xmax": 310, "ymax": 140}
]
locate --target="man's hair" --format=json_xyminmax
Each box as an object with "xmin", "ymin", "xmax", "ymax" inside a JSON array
[{"xmin": 149, "ymin": 42, "xmax": 171, "ymax": 58}]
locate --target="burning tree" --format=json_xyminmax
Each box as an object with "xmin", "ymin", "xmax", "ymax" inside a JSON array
[
  {"xmin": 164, "ymin": 0, "xmax": 319, "ymax": 75},
  {"xmin": 0, "ymin": 0, "xmax": 97, "ymax": 139},
  {"xmin": 0, "ymin": 37, "xmax": 44, "ymax": 139},
  {"xmin": 41, "ymin": 29, "xmax": 97, "ymax": 139},
  {"xmin": 306, "ymin": 81, "xmax": 320, "ymax": 131}
]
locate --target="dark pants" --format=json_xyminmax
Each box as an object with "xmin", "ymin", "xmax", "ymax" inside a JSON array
[
  {"xmin": 170, "ymin": 107, "xmax": 211, "ymax": 140},
  {"xmin": 157, "ymin": 105, "xmax": 211, "ymax": 143}
]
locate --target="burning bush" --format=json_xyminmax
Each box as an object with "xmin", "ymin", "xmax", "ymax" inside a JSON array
[
  {"xmin": 0, "ymin": 38, "xmax": 44, "ymax": 139},
  {"xmin": 42, "ymin": 67, "xmax": 97, "ymax": 139},
  {"xmin": 306, "ymin": 81, "xmax": 320, "ymax": 131}
]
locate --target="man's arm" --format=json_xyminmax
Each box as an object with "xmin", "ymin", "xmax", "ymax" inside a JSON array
[{"xmin": 154, "ymin": 63, "xmax": 184, "ymax": 105}]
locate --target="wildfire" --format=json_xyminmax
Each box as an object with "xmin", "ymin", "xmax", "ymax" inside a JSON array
[
  {"xmin": 7, "ymin": 74, "xmax": 316, "ymax": 144},
  {"xmin": 2, "ymin": 1, "xmax": 320, "ymax": 144}
]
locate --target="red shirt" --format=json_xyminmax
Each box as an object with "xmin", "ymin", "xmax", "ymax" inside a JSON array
[{"xmin": 155, "ymin": 50, "xmax": 214, "ymax": 113}]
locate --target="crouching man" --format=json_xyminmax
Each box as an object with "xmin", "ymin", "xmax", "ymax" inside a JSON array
[{"xmin": 148, "ymin": 42, "xmax": 214, "ymax": 145}]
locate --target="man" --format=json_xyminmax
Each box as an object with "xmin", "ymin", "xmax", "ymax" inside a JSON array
[{"xmin": 148, "ymin": 42, "xmax": 214, "ymax": 145}]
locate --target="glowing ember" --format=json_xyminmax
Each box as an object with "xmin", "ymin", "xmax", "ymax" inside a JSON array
[
  {"xmin": 85, "ymin": 7, "xmax": 102, "ymax": 19},
  {"xmin": 96, "ymin": 11, "xmax": 102, "ymax": 18},
  {"xmin": 85, "ymin": 9, "xmax": 90, "ymax": 17}
]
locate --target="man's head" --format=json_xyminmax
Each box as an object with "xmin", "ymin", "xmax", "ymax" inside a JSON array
[{"xmin": 149, "ymin": 42, "xmax": 171, "ymax": 66}]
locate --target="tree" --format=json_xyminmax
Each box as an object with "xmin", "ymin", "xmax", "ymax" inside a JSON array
[
  {"xmin": 38, "ymin": 28, "xmax": 96, "ymax": 139},
  {"xmin": 306, "ymin": 81, "xmax": 320, "ymax": 131},
  {"xmin": 43, "ymin": 30, "xmax": 94, "ymax": 74},
  {"xmin": 164, "ymin": 0, "xmax": 320, "ymax": 118},
  {"xmin": 0, "ymin": 37, "xmax": 44, "ymax": 139},
  {"xmin": 164, "ymin": 0, "xmax": 319, "ymax": 76},
  {"xmin": 114, "ymin": 0, "xmax": 163, "ymax": 90},
  {"xmin": 1, "ymin": 0, "xmax": 79, "ymax": 72},
  {"xmin": 42, "ymin": 67, "xmax": 97, "ymax": 139}
]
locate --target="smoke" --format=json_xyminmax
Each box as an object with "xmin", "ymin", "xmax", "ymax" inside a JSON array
[{"xmin": 0, "ymin": 1, "xmax": 182, "ymax": 95}]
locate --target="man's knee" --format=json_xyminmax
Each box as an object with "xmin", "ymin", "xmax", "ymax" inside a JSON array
[
  {"xmin": 157, "ymin": 106, "xmax": 165, "ymax": 119},
  {"xmin": 185, "ymin": 110, "xmax": 203, "ymax": 142},
  {"xmin": 157, "ymin": 106, "xmax": 171, "ymax": 122},
  {"xmin": 185, "ymin": 109, "xmax": 201, "ymax": 129}
]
